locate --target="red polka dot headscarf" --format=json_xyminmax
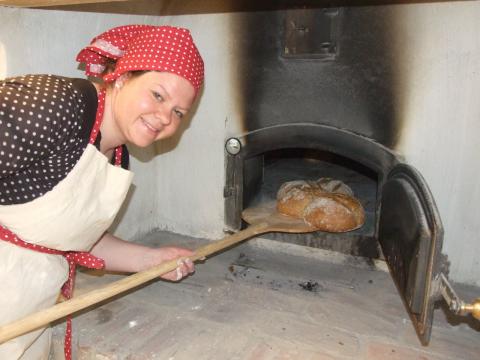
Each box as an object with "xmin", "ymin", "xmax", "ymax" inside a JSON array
[{"xmin": 76, "ymin": 24, "xmax": 204, "ymax": 94}]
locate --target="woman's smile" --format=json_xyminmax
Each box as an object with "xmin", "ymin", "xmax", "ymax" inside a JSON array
[{"xmin": 140, "ymin": 117, "xmax": 162, "ymax": 136}]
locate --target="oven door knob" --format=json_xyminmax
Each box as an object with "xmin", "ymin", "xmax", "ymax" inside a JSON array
[
  {"xmin": 461, "ymin": 298, "xmax": 480, "ymax": 320},
  {"xmin": 225, "ymin": 138, "xmax": 242, "ymax": 155}
]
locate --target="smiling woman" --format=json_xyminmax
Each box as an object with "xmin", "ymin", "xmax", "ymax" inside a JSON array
[
  {"xmin": 76, "ymin": 24, "xmax": 204, "ymax": 155},
  {"xmin": 0, "ymin": 24, "xmax": 204, "ymax": 359}
]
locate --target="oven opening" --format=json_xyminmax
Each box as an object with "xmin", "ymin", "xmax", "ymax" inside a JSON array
[{"xmin": 241, "ymin": 147, "xmax": 379, "ymax": 258}]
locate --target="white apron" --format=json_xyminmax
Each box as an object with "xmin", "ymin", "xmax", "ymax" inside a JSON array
[{"xmin": 0, "ymin": 144, "xmax": 133, "ymax": 359}]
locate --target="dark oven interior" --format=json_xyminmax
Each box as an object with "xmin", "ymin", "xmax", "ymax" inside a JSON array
[{"xmin": 243, "ymin": 147, "xmax": 379, "ymax": 258}]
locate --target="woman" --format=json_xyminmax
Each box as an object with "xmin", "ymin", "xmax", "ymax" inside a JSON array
[{"xmin": 0, "ymin": 24, "xmax": 204, "ymax": 359}]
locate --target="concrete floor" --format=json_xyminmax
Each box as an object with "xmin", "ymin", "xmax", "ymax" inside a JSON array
[{"xmin": 51, "ymin": 231, "xmax": 480, "ymax": 360}]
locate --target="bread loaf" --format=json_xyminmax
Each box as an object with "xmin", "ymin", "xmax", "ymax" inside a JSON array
[
  {"xmin": 276, "ymin": 181, "xmax": 320, "ymax": 218},
  {"xmin": 276, "ymin": 178, "xmax": 365, "ymax": 232}
]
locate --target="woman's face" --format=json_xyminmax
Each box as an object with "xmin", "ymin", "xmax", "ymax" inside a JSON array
[{"xmin": 112, "ymin": 71, "xmax": 196, "ymax": 147}]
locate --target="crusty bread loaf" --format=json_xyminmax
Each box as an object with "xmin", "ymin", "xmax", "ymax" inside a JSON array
[
  {"xmin": 303, "ymin": 192, "xmax": 365, "ymax": 232},
  {"xmin": 276, "ymin": 181, "xmax": 320, "ymax": 218},
  {"xmin": 276, "ymin": 178, "xmax": 365, "ymax": 232}
]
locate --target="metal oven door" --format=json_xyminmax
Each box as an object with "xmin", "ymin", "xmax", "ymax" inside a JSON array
[{"xmin": 378, "ymin": 163, "xmax": 444, "ymax": 345}]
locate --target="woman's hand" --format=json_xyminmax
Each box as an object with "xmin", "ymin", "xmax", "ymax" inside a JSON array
[
  {"xmin": 144, "ymin": 246, "xmax": 195, "ymax": 282},
  {"xmin": 90, "ymin": 233, "xmax": 195, "ymax": 281}
]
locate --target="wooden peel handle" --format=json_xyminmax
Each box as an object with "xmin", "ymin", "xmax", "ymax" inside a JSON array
[{"xmin": 0, "ymin": 222, "xmax": 270, "ymax": 344}]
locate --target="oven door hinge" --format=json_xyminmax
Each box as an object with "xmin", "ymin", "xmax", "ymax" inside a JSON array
[{"xmin": 434, "ymin": 273, "xmax": 480, "ymax": 320}]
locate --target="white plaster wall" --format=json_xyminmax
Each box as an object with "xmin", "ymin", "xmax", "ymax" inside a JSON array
[
  {"xmin": 0, "ymin": 42, "xmax": 5, "ymax": 79},
  {"xmin": 391, "ymin": 1, "xmax": 480, "ymax": 286},
  {"xmin": 0, "ymin": 6, "xmax": 233, "ymax": 240}
]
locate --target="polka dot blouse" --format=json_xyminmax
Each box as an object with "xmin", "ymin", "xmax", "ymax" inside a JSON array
[{"xmin": 0, "ymin": 74, "xmax": 129, "ymax": 205}]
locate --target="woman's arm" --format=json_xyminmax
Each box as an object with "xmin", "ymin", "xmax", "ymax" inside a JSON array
[{"xmin": 90, "ymin": 232, "xmax": 195, "ymax": 281}]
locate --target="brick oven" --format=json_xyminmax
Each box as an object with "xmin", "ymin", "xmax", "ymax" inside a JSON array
[{"xmin": 221, "ymin": 6, "xmax": 477, "ymax": 344}]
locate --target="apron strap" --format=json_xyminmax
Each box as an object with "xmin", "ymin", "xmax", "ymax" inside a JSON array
[{"xmin": 90, "ymin": 88, "xmax": 123, "ymax": 166}]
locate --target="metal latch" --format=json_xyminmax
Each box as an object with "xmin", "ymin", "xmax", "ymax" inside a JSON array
[{"xmin": 438, "ymin": 273, "xmax": 480, "ymax": 320}]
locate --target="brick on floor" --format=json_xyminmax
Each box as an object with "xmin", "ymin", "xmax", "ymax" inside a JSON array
[
  {"xmin": 397, "ymin": 321, "xmax": 480, "ymax": 360},
  {"xmin": 244, "ymin": 341, "xmax": 341, "ymax": 360},
  {"xmin": 365, "ymin": 341, "xmax": 446, "ymax": 360}
]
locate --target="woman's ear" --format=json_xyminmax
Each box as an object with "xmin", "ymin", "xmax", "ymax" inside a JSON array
[{"xmin": 114, "ymin": 73, "xmax": 131, "ymax": 90}]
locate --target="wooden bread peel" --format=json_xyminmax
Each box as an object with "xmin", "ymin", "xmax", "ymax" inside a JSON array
[{"xmin": 0, "ymin": 201, "xmax": 316, "ymax": 344}]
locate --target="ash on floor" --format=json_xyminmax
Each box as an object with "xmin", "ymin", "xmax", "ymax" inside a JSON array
[{"xmin": 50, "ymin": 231, "xmax": 480, "ymax": 360}]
